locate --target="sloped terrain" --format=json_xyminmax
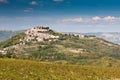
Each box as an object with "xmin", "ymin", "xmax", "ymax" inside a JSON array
[
  {"xmin": 0, "ymin": 30, "xmax": 24, "ymax": 42},
  {"xmin": 0, "ymin": 27, "xmax": 120, "ymax": 66},
  {"xmin": 0, "ymin": 59, "xmax": 120, "ymax": 80},
  {"xmin": 82, "ymin": 32, "xmax": 120, "ymax": 45}
]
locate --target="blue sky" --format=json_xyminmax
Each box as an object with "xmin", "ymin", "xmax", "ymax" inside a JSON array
[{"xmin": 0, "ymin": 0, "xmax": 120, "ymax": 32}]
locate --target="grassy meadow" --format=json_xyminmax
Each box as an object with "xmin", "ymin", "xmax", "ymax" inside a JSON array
[{"xmin": 0, "ymin": 59, "xmax": 120, "ymax": 80}]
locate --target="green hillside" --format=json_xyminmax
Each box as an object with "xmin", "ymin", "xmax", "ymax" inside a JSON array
[
  {"xmin": 0, "ymin": 59, "xmax": 120, "ymax": 80},
  {"xmin": 0, "ymin": 30, "xmax": 24, "ymax": 42},
  {"xmin": 0, "ymin": 27, "xmax": 120, "ymax": 66},
  {"xmin": 0, "ymin": 27, "xmax": 120, "ymax": 79}
]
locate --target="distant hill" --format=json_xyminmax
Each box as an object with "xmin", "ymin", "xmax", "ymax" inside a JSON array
[
  {"xmin": 82, "ymin": 32, "xmax": 120, "ymax": 45},
  {"xmin": 0, "ymin": 30, "xmax": 24, "ymax": 42},
  {"xmin": 0, "ymin": 26, "xmax": 120, "ymax": 66}
]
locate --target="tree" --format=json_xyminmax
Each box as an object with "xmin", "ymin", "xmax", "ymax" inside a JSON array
[{"xmin": 5, "ymin": 52, "xmax": 13, "ymax": 58}]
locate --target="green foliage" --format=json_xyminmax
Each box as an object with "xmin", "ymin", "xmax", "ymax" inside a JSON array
[
  {"xmin": 0, "ymin": 54, "xmax": 3, "ymax": 58},
  {"xmin": 5, "ymin": 52, "xmax": 17, "ymax": 58},
  {"xmin": 0, "ymin": 30, "xmax": 24, "ymax": 42},
  {"xmin": 5, "ymin": 52, "xmax": 12, "ymax": 58},
  {"xmin": 0, "ymin": 33, "xmax": 26, "ymax": 49},
  {"xmin": 1, "ymin": 29, "xmax": 120, "ymax": 79},
  {"xmin": 0, "ymin": 30, "xmax": 120, "ymax": 66},
  {"xmin": 0, "ymin": 59, "xmax": 120, "ymax": 80}
]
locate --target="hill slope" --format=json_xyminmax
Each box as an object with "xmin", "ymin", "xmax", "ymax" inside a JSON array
[
  {"xmin": 0, "ymin": 26, "xmax": 120, "ymax": 66},
  {"xmin": 0, "ymin": 30, "xmax": 24, "ymax": 42},
  {"xmin": 82, "ymin": 32, "xmax": 120, "ymax": 45},
  {"xmin": 0, "ymin": 59, "xmax": 120, "ymax": 80}
]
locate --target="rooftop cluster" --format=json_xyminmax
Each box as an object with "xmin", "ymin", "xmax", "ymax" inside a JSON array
[{"xmin": 24, "ymin": 26, "xmax": 59, "ymax": 42}]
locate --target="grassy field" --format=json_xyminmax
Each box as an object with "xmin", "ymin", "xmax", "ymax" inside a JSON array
[{"xmin": 0, "ymin": 59, "xmax": 120, "ymax": 80}]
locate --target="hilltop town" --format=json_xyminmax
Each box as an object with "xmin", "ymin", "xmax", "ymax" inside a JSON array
[
  {"xmin": 24, "ymin": 26, "xmax": 59, "ymax": 42},
  {"xmin": 21, "ymin": 26, "xmax": 86, "ymax": 44},
  {"xmin": 0, "ymin": 26, "xmax": 96, "ymax": 55}
]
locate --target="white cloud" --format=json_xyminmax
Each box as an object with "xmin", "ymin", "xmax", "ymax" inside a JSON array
[
  {"xmin": 29, "ymin": 1, "xmax": 38, "ymax": 5},
  {"xmin": 103, "ymin": 16, "xmax": 116, "ymax": 21},
  {"xmin": 24, "ymin": 8, "xmax": 33, "ymax": 12},
  {"xmin": 62, "ymin": 17, "xmax": 83, "ymax": 22},
  {"xmin": 0, "ymin": 0, "xmax": 8, "ymax": 3},
  {"xmin": 53, "ymin": 0, "xmax": 63, "ymax": 2},
  {"xmin": 92, "ymin": 16, "xmax": 101, "ymax": 21},
  {"xmin": 62, "ymin": 16, "xmax": 120, "ymax": 23}
]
